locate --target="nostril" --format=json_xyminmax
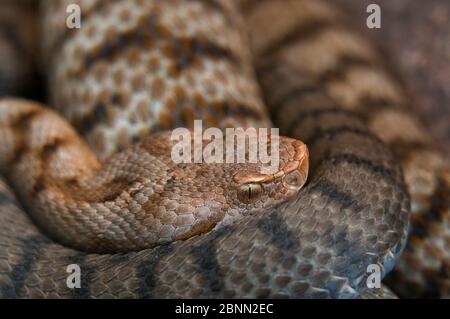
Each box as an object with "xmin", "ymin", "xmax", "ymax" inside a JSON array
[{"xmin": 282, "ymin": 170, "xmax": 306, "ymax": 191}]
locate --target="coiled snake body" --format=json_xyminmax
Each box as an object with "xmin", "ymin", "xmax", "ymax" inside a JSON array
[{"xmin": 0, "ymin": 0, "xmax": 448, "ymax": 298}]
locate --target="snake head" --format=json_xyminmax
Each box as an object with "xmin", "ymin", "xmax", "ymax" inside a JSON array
[
  {"xmin": 230, "ymin": 136, "xmax": 309, "ymax": 211},
  {"xmin": 140, "ymin": 132, "xmax": 309, "ymax": 243}
]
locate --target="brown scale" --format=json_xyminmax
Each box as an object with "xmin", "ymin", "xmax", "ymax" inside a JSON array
[
  {"xmin": 7, "ymin": 110, "xmax": 42, "ymax": 166},
  {"xmin": 43, "ymin": 0, "xmax": 270, "ymax": 160}
]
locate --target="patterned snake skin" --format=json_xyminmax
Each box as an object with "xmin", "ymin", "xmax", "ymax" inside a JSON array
[
  {"xmin": 240, "ymin": 0, "xmax": 450, "ymax": 297},
  {"xmin": 0, "ymin": 0, "xmax": 447, "ymax": 298}
]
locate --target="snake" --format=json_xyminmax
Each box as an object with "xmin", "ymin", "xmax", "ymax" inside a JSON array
[{"xmin": 0, "ymin": 0, "xmax": 448, "ymax": 298}]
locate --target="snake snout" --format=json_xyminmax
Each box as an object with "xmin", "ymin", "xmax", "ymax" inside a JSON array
[
  {"xmin": 282, "ymin": 140, "xmax": 309, "ymax": 192},
  {"xmin": 282, "ymin": 169, "xmax": 307, "ymax": 191}
]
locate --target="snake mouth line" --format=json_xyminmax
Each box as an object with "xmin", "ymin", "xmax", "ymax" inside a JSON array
[{"xmin": 233, "ymin": 138, "xmax": 309, "ymax": 191}]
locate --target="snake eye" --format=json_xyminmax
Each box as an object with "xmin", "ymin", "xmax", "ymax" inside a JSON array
[{"xmin": 238, "ymin": 183, "xmax": 263, "ymax": 203}]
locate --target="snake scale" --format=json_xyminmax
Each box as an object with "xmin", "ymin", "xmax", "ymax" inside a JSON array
[{"xmin": 0, "ymin": 0, "xmax": 448, "ymax": 298}]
